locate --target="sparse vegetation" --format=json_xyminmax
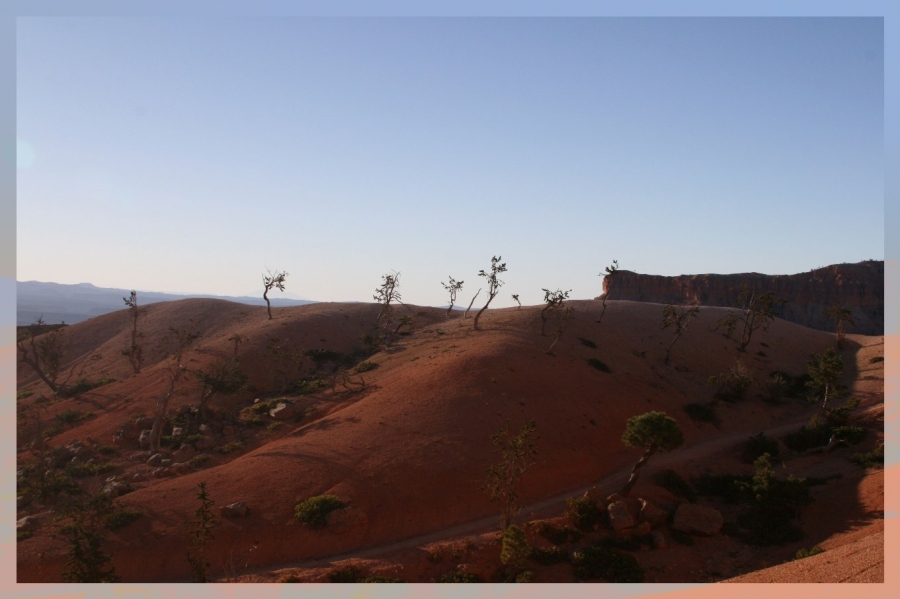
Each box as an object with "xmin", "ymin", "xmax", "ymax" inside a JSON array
[
  {"xmin": 186, "ymin": 482, "xmax": 217, "ymax": 583},
  {"xmin": 852, "ymin": 443, "xmax": 884, "ymax": 468},
  {"xmin": 596, "ymin": 259, "xmax": 618, "ymax": 325},
  {"xmin": 374, "ymin": 271, "xmax": 402, "ymax": 341},
  {"xmin": 511, "ymin": 293, "xmax": 521, "ymax": 309},
  {"xmin": 733, "ymin": 453, "xmax": 812, "ymax": 546},
  {"xmin": 536, "ymin": 521, "xmax": 582, "ymax": 545},
  {"xmin": 824, "ymin": 304, "xmax": 855, "ymax": 349},
  {"xmin": 262, "ymin": 268, "xmax": 288, "ymax": 320},
  {"xmin": 194, "ymin": 358, "xmax": 248, "ymax": 421},
  {"xmin": 58, "ymin": 491, "xmax": 120, "ymax": 583},
  {"xmin": 105, "ymin": 507, "xmax": 142, "ymax": 531},
  {"xmin": 540, "ymin": 288, "xmax": 570, "ymax": 336},
  {"xmin": 499, "ymin": 524, "xmax": 532, "ymax": 582},
  {"xmin": 482, "ymin": 419, "xmax": 538, "ymax": 530},
  {"xmin": 794, "ymin": 546, "xmax": 825, "ymax": 560},
  {"xmin": 354, "ymin": 361, "xmax": 379, "ymax": 373},
  {"xmin": 294, "ymin": 495, "xmax": 346, "ymax": 528},
  {"xmin": 121, "ymin": 290, "xmax": 145, "ymax": 374},
  {"xmin": 715, "ymin": 283, "xmax": 784, "ymax": 351},
  {"xmin": 149, "ymin": 323, "xmax": 200, "ymax": 452},
  {"xmin": 661, "ymin": 303, "xmax": 700, "ymax": 365},
  {"xmin": 565, "ymin": 495, "xmax": 604, "ymax": 531},
  {"xmin": 619, "ymin": 411, "xmax": 684, "ymax": 496},
  {"xmin": 709, "ymin": 359, "xmax": 756, "ymax": 402},
  {"xmin": 441, "ymin": 276, "xmax": 464, "ymax": 317},
  {"xmin": 473, "ymin": 256, "xmax": 507, "ymax": 331},
  {"xmin": 806, "ymin": 348, "xmax": 847, "ymax": 410}
]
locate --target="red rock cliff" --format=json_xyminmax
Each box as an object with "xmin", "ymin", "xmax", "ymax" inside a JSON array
[{"xmin": 597, "ymin": 261, "xmax": 883, "ymax": 335}]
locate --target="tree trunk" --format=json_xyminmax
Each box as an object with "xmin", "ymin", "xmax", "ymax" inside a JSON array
[
  {"xmin": 540, "ymin": 306, "xmax": 551, "ymax": 336},
  {"xmin": 595, "ymin": 297, "xmax": 608, "ymax": 324},
  {"xmin": 619, "ymin": 444, "xmax": 657, "ymax": 497},
  {"xmin": 664, "ymin": 333, "xmax": 681, "ymax": 365},
  {"xmin": 464, "ymin": 289, "xmax": 481, "ymax": 319},
  {"xmin": 263, "ymin": 289, "xmax": 272, "ymax": 320},
  {"xmin": 473, "ymin": 293, "xmax": 496, "ymax": 330}
]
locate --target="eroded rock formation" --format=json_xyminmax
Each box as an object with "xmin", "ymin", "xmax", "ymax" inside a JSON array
[{"xmin": 597, "ymin": 261, "xmax": 883, "ymax": 335}]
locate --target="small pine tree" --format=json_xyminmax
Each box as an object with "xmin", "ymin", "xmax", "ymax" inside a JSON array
[
  {"xmin": 824, "ymin": 304, "xmax": 855, "ymax": 349},
  {"xmin": 619, "ymin": 412, "xmax": 684, "ymax": 496},
  {"xmin": 482, "ymin": 419, "xmax": 538, "ymax": 530},
  {"xmin": 59, "ymin": 492, "xmax": 120, "ymax": 583},
  {"xmin": 500, "ymin": 524, "xmax": 532, "ymax": 582},
  {"xmin": 806, "ymin": 348, "xmax": 847, "ymax": 410},
  {"xmin": 186, "ymin": 482, "xmax": 217, "ymax": 583}
]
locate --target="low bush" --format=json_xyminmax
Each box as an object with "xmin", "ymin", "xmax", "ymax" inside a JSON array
[
  {"xmin": 565, "ymin": 495, "xmax": 604, "ymax": 532},
  {"xmin": 105, "ymin": 507, "xmax": 142, "ymax": 531},
  {"xmin": 217, "ymin": 441, "xmax": 244, "ymax": 454},
  {"xmin": 742, "ymin": 432, "xmax": 780, "ymax": 463},
  {"xmin": 66, "ymin": 461, "xmax": 115, "ymax": 478},
  {"xmin": 571, "ymin": 546, "xmax": 644, "ymax": 582},
  {"xmin": 535, "ymin": 521, "xmax": 582, "ymax": 545},
  {"xmin": 354, "ymin": 361, "xmax": 379, "ymax": 373},
  {"xmin": 794, "ymin": 546, "xmax": 825, "ymax": 560},
  {"xmin": 683, "ymin": 402, "xmax": 717, "ymax": 424},
  {"xmin": 439, "ymin": 570, "xmax": 482, "ymax": 583},
  {"xmin": 55, "ymin": 409, "xmax": 93, "ymax": 424},
  {"xmin": 653, "ymin": 469, "xmax": 696, "ymax": 502},
  {"xmin": 530, "ymin": 546, "xmax": 570, "ymax": 565},
  {"xmin": 852, "ymin": 443, "xmax": 884, "ymax": 469},
  {"xmin": 294, "ymin": 495, "xmax": 346, "ymax": 528},
  {"xmin": 328, "ymin": 566, "xmax": 361, "ymax": 583},
  {"xmin": 65, "ymin": 377, "xmax": 116, "ymax": 396},
  {"xmin": 830, "ymin": 425, "xmax": 866, "ymax": 445},
  {"xmin": 586, "ymin": 358, "xmax": 610, "ymax": 373}
]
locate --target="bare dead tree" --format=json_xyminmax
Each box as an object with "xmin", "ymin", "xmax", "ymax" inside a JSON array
[
  {"xmin": 262, "ymin": 269, "xmax": 288, "ymax": 320},
  {"xmin": 511, "ymin": 294, "xmax": 521, "ymax": 309},
  {"xmin": 441, "ymin": 277, "xmax": 464, "ymax": 317},
  {"xmin": 374, "ymin": 271, "xmax": 401, "ymax": 343},
  {"xmin": 121, "ymin": 291, "xmax": 145, "ymax": 374},
  {"xmin": 464, "ymin": 288, "xmax": 482, "ymax": 318},
  {"xmin": 473, "ymin": 256, "xmax": 507, "ymax": 331},
  {"xmin": 715, "ymin": 283, "xmax": 784, "ymax": 351}
]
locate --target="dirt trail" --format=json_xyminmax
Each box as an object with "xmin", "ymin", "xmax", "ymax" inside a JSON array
[{"xmin": 240, "ymin": 413, "xmax": 831, "ymax": 578}]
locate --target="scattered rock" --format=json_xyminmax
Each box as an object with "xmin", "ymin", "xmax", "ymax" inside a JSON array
[
  {"xmin": 17, "ymin": 517, "xmax": 35, "ymax": 532},
  {"xmin": 253, "ymin": 398, "xmax": 261, "ymax": 404},
  {"xmin": 652, "ymin": 531, "xmax": 668, "ymax": 550},
  {"xmin": 199, "ymin": 424, "xmax": 211, "ymax": 434},
  {"xmin": 160, "ymin": 459, "xmax": 173, "ymax": 467},
  {"xmin": 172, "ymin": 462, "xmax": 191, "ymax": 474},
  {"xmin": 171, "ymin": 427, "xmax": 184, "ymax": 437},
  {"xmin": 672, "ymin": 503, "xmax": 723, "ymax": 536},
  {"xmin": 152, "ymin": 467, "xmax": 175, "ymax": 479},
  {"xmin": 219, "ymin": 501, "xmax": 249, "ymax": 518},
  {"xmin": 633, "ymin": 521, "xmax": 652, "ymax": 536},
  {"xmin": 639, "ymin": 499, "xmax": 668, "ymax": 527},
  {"xmin": 101, "ymin": 481, "xmax": 130, "ymax": 497},
  {"xmin": 132, "ymin": 473, "xmax": 148, "ymax": 482},
  {"xmin": 139, "ymin": 430, "xmax": 152, "ymax": 449},
  {"xmin": 172, "ymin": 446, "xmax": 195, "ymax": 462},
  {"xmin": 269, "ymin": 403, "xmax": 296, "ymax": 420},
  {"xmin": 586, "ymin": 486, "xmax": 604, "ymax": 505},
  {"xmin": 326, "ymin": 507, "xmax": 367, "ymax": 533},
  {"xmin": 134, "ymin": 417, "xmax": 154, "ymax": 431},
  {"xmin": 146, "ymin": 453, "xmax": 163, "ymax": 467},
  {"xmin": 607, "ymin": 501, "xmax": 635, "ymax": 531}
]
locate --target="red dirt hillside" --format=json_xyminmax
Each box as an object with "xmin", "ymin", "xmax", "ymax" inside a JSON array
[{"xmin": 16, "ymin": 299, "xmax": 882, "ymax": 582}]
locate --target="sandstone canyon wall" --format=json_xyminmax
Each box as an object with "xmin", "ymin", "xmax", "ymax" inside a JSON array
[{"xmin": 597, "ymin": 261, "xmax": 883, "ymax": 335}]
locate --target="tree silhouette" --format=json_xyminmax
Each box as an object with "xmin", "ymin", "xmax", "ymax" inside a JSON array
[
  {"xmin": 540, "ymin": 289, "xmax": 570, "ymax": 336},
  {"xmin": 596, "ymin": 260, "xmax": 618, "ymax": 324},
  {"xmin": 441, "ymin": 277, "xmax": 464, "ymax": 317},
  {"xmin": 121, "ymin": 291, "xmax": 145, "ymax": 374},
  {"xmin": 619, "ymin": 411, "xmax": 684, "ymax": 496},
  {"xmin": 824, "ymin": 304, "xmax": 855, "ymax": 349},
  {"xmin": 661, "ymin": 303, "xmax": 700, "ymax": 365},
  {"xmin": 374, "ymin": 271, "xmax": 401, "ymax": 342},
  {"xmin": 262, "ymin": 269, "xmax": 288, "ymax": 320},
  {"xmin": 511, "ymin": 294, "xmax": 521, "ymax": 309},
  {"xmin": 716, "ymin": 283, "xmax": 784, "ymax": 351},
  {"xmin": 806, "ymin": 348, "xmax": 847, "ymax": 410},
  {"xmin": 473, "ymin": 256, "xmax": 507, "ymax": 331},
  {"xmin": 482, "ymin": 419, "xmax": 538, "ymax": 531}
]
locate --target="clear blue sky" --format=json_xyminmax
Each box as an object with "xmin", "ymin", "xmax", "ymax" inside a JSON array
[{"xmin": 17, "ymin": 17, "xmax": 883, "ymax": 307}]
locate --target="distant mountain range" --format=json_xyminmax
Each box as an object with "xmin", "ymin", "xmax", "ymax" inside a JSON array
[{"xmin": 16, "ymin": 281, "xmax": 316, "ymax": 325}]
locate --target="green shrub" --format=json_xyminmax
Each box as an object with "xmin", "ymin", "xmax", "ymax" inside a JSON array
[
  {"xmin": 55, "ymin": 409, "xmax": 93, "ymax": 424},
  {"xmin": 571, "ymin": 546, "xmax": 644, "ymax": 582},
  {"xmin": 742, "ymin": 432, "xmax": 780, "ymax": 463},
  {"xmin": 565, "ymin": 495, "xmax": 604, "ymax": 532},
  {"xmin": 295, "ymin": 377, "xmax": 325, "ymax": 395},
  {"xmin": 586, "ymin": 358, "xmax": 611, "ymax": 373},
  {"xmin": 66, "ymin": 461, "xmax": 115, "ymax": 478},
  {"xmin": 683, "ymin": 402, "xmax": 717, "ymax": 424},
  {"xmin": 294, "ymin": 495, "xmax": 346, "ymax": 528},
  {"xmin": 830, "ymin": 425, "xmax": 866, "ymax": 445},
  {"xmin": 328, "ymin": 566, "xmax": 361, "ymax": 583},
  {"xmin": 852, "ymin": 443, "xmax": 884, "ymax": 469},
  {"xmin": 535, "ymin": 521, "xmax": 582, "ymax": 545},
  {"xmin": 530, "ymin": 546, "xmax": 569, "ymax": 565},
  {"xmin": 354, "ymin": 361, "xmax": 379, "ymax": 373},
  {"xmin": 794, "ymin": 546, "xmax": 825, "ymax": 560},
  {"xmin": 189, "ymin": 454, "xmax": 210, "ymax": 467},
  {"xmin": 217, "ymin": 441, "xmax": 244, "ymax": 454},
  {"xmin": 267, "ymin": 422, "xmax": 283, "ymax": 432},
  {"xmin": 500, "ymin": 525, "xmax": 531, "ymax": 580},
  {"xmin": 105, "ymin": 508, "xmax": 142, "ymax": 531},
  {"xmin": 577, "ymin": 337, "xmax": 597, "ymax": 349},
  {"xmin": 653, "ymin": 469, "xmax": 696, "ymax": 502},
  {"xmin": 734, "ymin": 453, "xmax": 812, "ymax": 546},
  {"xmin": 439, "ymin": 570, "xmax": 482, "ymax": 583}
]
